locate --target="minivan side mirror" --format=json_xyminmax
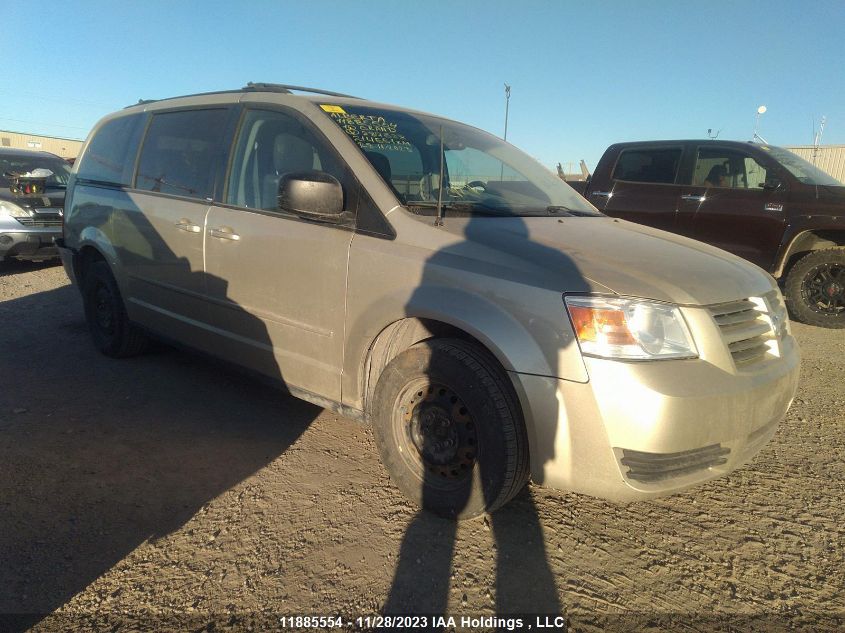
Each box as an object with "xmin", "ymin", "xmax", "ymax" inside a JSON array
[{"xmin": 278, "ymin": 170, "xmax": 344, "ymax": 220}]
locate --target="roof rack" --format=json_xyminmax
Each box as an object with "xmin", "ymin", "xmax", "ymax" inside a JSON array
[
  {"xmin": 125, "ymin": 89, "xmax": 246, "ymax": 109},
  {"xmin": 243, "ymin": 82, "xmax": 362, "ymax": 99},
  {"xmin": 126, "ymin": 83, "xmax": 362, "ymax": 109}
]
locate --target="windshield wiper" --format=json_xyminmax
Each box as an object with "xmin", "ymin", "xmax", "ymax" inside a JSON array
[
  {"xmin": 408, "ymin": 200, "xmax": 515, "ymax": 216},
  {"xmin": 546, "ymin": 205, "xmax": 601, "ymax": 217}
]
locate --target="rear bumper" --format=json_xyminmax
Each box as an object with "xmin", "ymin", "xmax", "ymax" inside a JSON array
[
  {"xmin": 511, "ymin": 334, "xmax": 800, "ymax": 501},
  {"xmin": 0, "ymin": 229, "xmax": 61, "ymax": 261}
]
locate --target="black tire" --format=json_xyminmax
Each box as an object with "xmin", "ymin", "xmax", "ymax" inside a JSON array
[
  {"xmin": 370, "ymin": 338, "xmax": 530, "ymax": 519},
  {"xmin": 784, "ymin": 248, "xmax": 845, "ymax": 329},
  {"xmin": 82, "ymin": 260, "xmax": 149, "ymax": 357}
]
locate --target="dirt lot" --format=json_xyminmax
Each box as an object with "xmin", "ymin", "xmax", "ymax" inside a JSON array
[{"xmin": 0, "ymin": 261, "xmax": 843, "ymax": 632}]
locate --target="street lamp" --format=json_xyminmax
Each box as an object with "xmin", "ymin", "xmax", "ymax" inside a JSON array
[
  {"xmin": 503, "ymin": 83, "xmax": 511, "ymax": 141},
  {"xmin": 753, "ymin": 105, "xmax": 768, "ymax": 144}
]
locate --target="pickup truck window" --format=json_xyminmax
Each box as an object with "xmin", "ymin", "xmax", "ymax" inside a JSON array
[
  {"xmin": 694, "ymin": 148, "xmax": 768, "ymax": 189},
  {"xmin": 761, "ymin": 146, "xmax": 842, "ymax": 186},
  {"xmin": 612, "ymin": 148, "xmax": 681, "ymax": 184}
]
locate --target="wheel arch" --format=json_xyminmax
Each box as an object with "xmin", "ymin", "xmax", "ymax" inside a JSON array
[
  {"xmin": 75, "ymin": 244, "xmax": 107, "ymax": 285},
  {"xmin": 360, "ymin": 317, "xmax": 507, "ymax": 419},
  {"xmin": 775, "ymin": 229, "xmax": 845, "ymax": 278}
]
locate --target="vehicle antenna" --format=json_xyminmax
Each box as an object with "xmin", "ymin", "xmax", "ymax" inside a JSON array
[{"xmin": 435, "ymin": 125, "xmax": 445, "ymax": 227}]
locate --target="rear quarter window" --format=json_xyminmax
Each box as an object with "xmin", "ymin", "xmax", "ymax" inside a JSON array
[
  {"xmin": 76, "ymin": 114, "xmax": 145, "ymax": 186},
  {"xmin": 612, "ymin": 148, "xmax": 683, "ymax": 184}
]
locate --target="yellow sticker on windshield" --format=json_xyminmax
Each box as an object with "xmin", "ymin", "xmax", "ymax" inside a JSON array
[{"xmin": 320, "ymin": 104, "xmax": 346, "ymax": 114}]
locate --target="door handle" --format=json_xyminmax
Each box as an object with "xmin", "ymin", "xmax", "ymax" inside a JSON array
[
  {"xmin": 681, "ymin": 194, "xmax": 706, "ymax": 202},
  {"xmin": 208, "ymin": 227, "xmax": 241, "ymax": 241},
  {"xmin": 174, "ymin": 219, "xmax": 202, "ymax": 233},
  {"xmin": 590, "ymin": 191, "xmax": 612, "ymax": 198}
]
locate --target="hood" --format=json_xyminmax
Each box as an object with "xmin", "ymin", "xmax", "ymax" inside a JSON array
[
  {"xmin": 818, "ymin": 183, "xmax": 845, "ymax": 201},
  {"xmin": 435, "ymin": 215, "xmax": 775, "ymax": 306},
  {"xmin": 0, "ymin": 187, "xmax": 65, "ymax": 209}
]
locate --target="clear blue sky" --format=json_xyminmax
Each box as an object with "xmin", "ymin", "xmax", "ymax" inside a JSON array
[{"xmin": 2, "ymin": 0, "xmax": 843, "ymax": 170}]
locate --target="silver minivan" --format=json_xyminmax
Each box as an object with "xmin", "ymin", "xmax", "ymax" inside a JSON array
[{"xmin": 58, "ymin": 83, "xmax": 800, "ymax": 518}]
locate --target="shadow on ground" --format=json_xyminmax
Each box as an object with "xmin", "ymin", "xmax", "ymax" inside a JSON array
[{"xmin": 0, "ymin": 284, "xmax": 320, "ymax": 631}]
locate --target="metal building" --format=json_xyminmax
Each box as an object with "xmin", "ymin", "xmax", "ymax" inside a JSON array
[
  {"xmin": 785, "ymin": 145, "xmax": 845, "ymax": 183},
  {"xmin": 0, "ymin": 130, "xmax": 83, "ymax": 159}
]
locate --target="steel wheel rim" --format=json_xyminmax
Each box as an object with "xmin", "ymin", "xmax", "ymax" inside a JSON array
[
  {"xmin": 395, "ymin": 379, "xmax": 478, "ymax": 483},
  {"xmin": 94, "ymin": 283, "xmax": 116, "ymax": 334}
]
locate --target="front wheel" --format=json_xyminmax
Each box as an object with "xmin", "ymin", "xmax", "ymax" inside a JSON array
[
  {"xmin": 370, "ymin": 339, "xmax": 530, "ymax": 519},
  {"xmin": 784, "ymin": 248, "xmax": 845, "ymax": 329},
  {"xmin": 82, "ymin": 261, "xmax": 149, "ymax": 357}
]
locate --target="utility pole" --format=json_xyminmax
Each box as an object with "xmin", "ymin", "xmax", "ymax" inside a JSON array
[
  {"xmin": 503, "ymin": 84, "xmax": 511, "ymax": 141},
  {"xmin": 812, "ymin": 115, "xmax": 826, "ymax": 167}
]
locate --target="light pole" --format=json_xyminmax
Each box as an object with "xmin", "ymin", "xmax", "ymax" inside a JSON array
[
  {"xmin": 753, "ymin": 105, "xmax": 768, "ymax": 144},
  {"xmin": 503, "ymin": 83, "xmax": 511, "ymax": 141}
]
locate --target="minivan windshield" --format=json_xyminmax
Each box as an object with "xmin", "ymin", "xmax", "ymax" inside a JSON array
[
  {"xmin": 762, "ymin": 146, "xmax": 843, "ymax": 186},
  {"xmin": 0, "ymin": 153, "xmax": 72, "ymax": 189},
  {"xmin": 320, "ymin": 103, "xmax": 601, "ymax": 217}
]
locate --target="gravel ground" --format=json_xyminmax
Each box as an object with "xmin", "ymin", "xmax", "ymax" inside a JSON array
[{"xmin": 0, "ymin": 261, "xmax": 843, "ymax": 632}]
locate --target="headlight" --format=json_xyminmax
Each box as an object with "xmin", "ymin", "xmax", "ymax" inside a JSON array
[
  {"xmin": 565, "ymin": 295, "xmax": 698, "ymax": 360},
  {"xmin": 0, "ymin": 200, "xmax": 33, "ymax": 218}
]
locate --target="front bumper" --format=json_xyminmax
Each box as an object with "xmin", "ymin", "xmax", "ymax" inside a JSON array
[
  {"xmin": 0, "ymin": 228, "xmax": 61, "ymax": 261},
  {"xmin": 55, "ymin": 238, "xmax": 77, "ymax": 284},
  {"xmin": 511, "ymin": 334, "xmax": 800, "ymax": 502}
]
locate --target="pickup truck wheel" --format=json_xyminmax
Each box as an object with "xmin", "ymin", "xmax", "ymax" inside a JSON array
[
  {"xmin": 82, "ymin": 261, "xmax": 149, "ymax": 357},
  {"xmin": 784, "ymin": 248, "xmax": 845, "ymax": 329},
  {"xmin": 370, "ymin": 338, "xmax": 529, "ymax": 519}
]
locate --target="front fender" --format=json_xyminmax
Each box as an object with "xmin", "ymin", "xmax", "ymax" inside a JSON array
[{"xmin": 340, "ymin": 283, "xmax": 588, "ymax": 411}]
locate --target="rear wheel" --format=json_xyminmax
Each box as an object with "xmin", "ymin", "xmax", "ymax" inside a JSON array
[
  {"xmin": 370, "ymin": 338, "xmax": 529, "ymax": 519},
  {"xmin": 784, "ymin": 248, "xmax": 845, "ymax": 329},
  {"xmin": 82, "ymin": 261, "xmax": 149, "ymax": 357}
]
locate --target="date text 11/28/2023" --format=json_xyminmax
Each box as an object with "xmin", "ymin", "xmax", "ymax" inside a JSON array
[{"xmin": 278, "ymin": 615, "xmax": 567, "ymax": 630}]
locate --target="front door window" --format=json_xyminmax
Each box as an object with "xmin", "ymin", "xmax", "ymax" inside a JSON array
[{"xmin": 226, "ymin": 109, "xmax": 346, "ymax": 212}]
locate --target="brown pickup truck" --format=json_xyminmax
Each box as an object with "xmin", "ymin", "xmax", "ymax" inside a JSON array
[{"xmin": 578, "ymin": 140, "xmax": 845, "ymax": 328}]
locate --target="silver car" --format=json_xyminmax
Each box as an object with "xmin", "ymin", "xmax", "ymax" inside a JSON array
[
  {"xmin": 0, "ymin": 148, "xmax": 68, "ymax": 262},
  {"xmin": 58, "ymin": 83, "xmax": 800, "ymax": 518}
]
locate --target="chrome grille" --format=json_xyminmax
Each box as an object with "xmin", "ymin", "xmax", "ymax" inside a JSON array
[
  {"xmin": 709, "ymin": 296, "xmax": 781, "ymax": 368},
  {"xmin": 14, "ymin": 216, "xmax": 63, "ymax": 228},
  {"xmin": 620, "ymin": 444, "xmax": 731, "ymax": 483}
]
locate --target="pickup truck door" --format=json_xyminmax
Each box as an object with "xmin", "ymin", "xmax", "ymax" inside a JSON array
[
  {"xmin": 678, "ymin": 145, "xmax": 787, "ymax": 271},
  {"xmin": 589, "ymin": 146, "xmax": 686, "ymax": 234}
]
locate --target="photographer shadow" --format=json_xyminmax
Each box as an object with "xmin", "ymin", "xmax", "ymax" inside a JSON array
[{"xmin": 384, "ymin": 211, "xmax": 591, "ymax": 622}]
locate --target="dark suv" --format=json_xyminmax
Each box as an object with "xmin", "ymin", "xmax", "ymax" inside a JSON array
[
  {"xmin": 583, "ymin": 140, "xmax": 845, "ymax": 328},
  {"xmin": 0, "ymin": 148, "xmax": 69, "ymax": 262}
]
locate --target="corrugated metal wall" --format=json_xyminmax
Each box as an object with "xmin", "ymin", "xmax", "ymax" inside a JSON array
[
  {"xmin": 785, "ymin": 145, "xmax": 845, "ymax": 183},
  {"xmin": 0, "ymin": 130, "xmax": 83, "ymax": 159}
]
